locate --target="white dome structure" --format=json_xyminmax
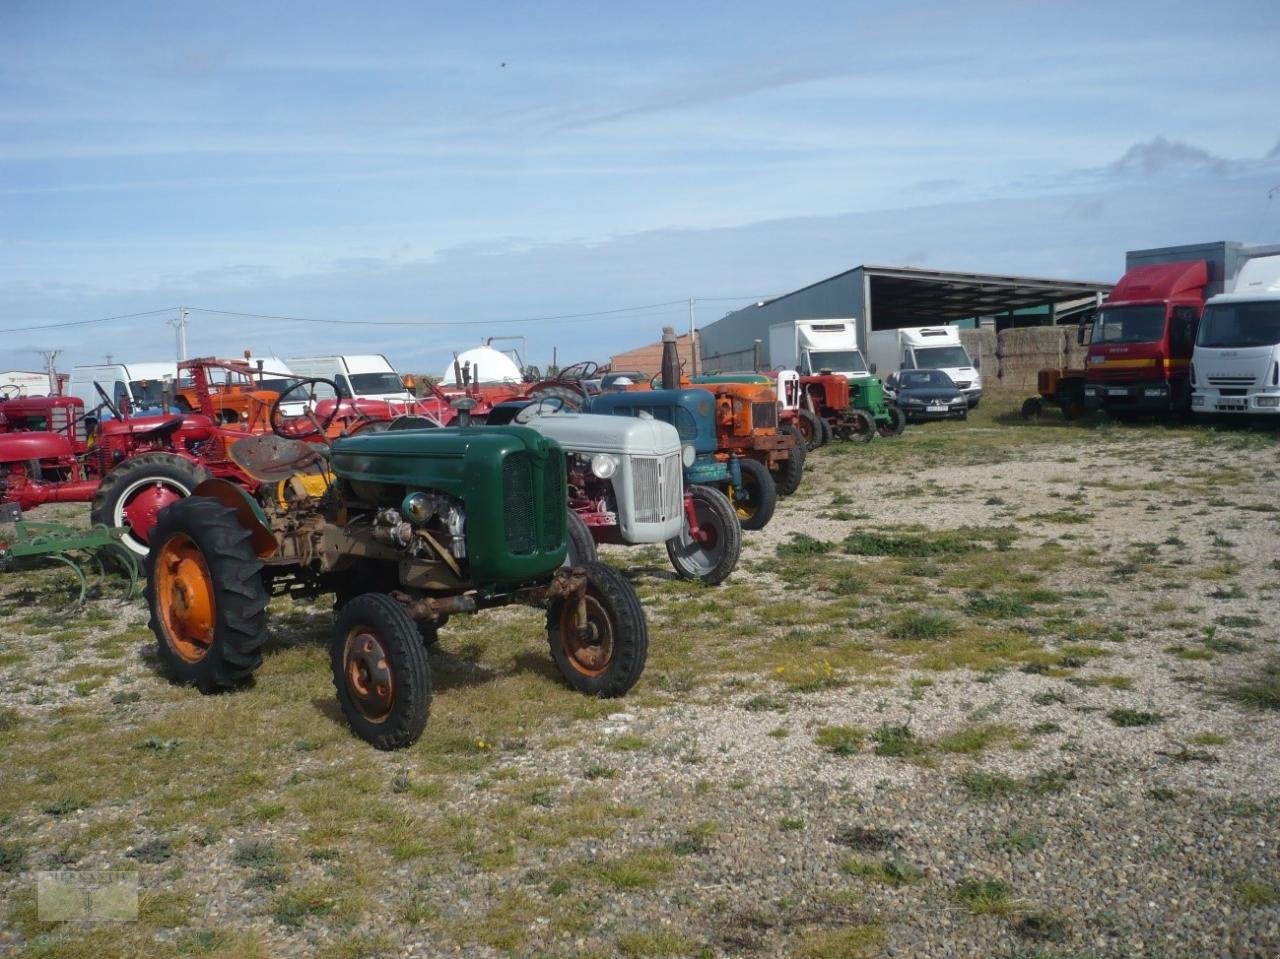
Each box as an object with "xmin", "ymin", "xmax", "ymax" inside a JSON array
[{"xmin": 440, "ymin": 346, "xmax": 523, "ymax": 385}]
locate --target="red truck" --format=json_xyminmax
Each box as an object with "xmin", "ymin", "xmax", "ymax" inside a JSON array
[{"xmin": 1082, "ymin": 257, "xmax": 1207, "ymax": 416}]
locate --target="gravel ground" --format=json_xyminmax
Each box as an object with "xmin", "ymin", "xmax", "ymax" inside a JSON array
[{"xmin": 1, "ymin": 409, "xmax": 1277, "ymax": 958}]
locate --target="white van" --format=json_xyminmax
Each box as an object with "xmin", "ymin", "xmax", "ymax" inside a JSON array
[
  {"xmin": 868, "ymin": 326, "xmax": 983, "ymax": 407},
  {"xmin": 68, "ymin": 361, "xmax": 178, "ymax": 418},
  {"xmin": 286, "ymin": 355, "xmax": 414, "ymax": 405}
]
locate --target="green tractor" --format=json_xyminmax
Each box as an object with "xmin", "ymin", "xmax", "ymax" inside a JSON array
[{"xmin": 144, "ymin": 381, "xmax": 649, "ymax": 750}]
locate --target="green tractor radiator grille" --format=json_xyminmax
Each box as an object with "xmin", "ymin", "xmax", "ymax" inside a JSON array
[
  {"xmin": 542, "ymin": 452, "xmax": 565, "ymax": 550},
  {"xmin": 751, "ymin": 401, "xmax": 778, "ymax": 429},
  {"xmin": 502, "ymin": 454, "xmax": 537, "ymax": 555}
]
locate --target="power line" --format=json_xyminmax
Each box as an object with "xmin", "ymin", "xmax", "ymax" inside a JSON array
[{"xmin": 0, "ymin": 307, "xmax": 179, "ymax": 336}]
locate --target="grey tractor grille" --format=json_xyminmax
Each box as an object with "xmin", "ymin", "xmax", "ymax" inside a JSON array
[
  {"xmin": 632, "ymin": 452, "xmax": 683, "ymax": 525},
  {"xmin": 751, "ymin": 401, "xmax": 778, "ymax": 429},
  {"xmin": 502, "ymin": 454, "xmax": 537, "ymax": 555}
]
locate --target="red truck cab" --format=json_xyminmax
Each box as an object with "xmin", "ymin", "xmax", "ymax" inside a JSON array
[{"xmin": 1083, "ymin": 260, "xmax": 1207, "ymax": 414}]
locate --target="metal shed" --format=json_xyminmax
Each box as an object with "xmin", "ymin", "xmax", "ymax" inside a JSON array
[{"xmin": 699, "ymin": 264, "xmax": 1112, "ymax": 373}]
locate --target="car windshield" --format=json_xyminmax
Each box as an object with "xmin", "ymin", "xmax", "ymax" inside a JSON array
[
  {"xmin": 1196, "ymin": 302, "xmax": 1280, "ymax": 348},
  {"xmin": 899, "ymin": 369, "xmax": 954, "ymax": 389},
  {"xmin": 914, "ymin": 345, "xmax": 971, "ymax": 368},
  {"xmin": 807, "ymin": 350, "xmax": 867, "ymax": 373},
  {"xmin": 349, "ymin": 372, "xmax": 406, "ymax": 395},
  {"xmin": 1094, "ymin": 305, "xmax": 1167, "ymax": 344}
]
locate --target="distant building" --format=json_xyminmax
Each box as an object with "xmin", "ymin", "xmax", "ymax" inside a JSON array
[{"xmin": 609, "ymin": 331, "xmax": 701, "ymax": 378}]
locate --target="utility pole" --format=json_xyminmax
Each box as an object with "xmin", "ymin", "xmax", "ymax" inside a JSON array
[
  {"xmin": 688, "ymin": 297, "xmax": 697, "ymax": 376},
  {"xmin": 40, "ymin": 349, "xmax": 61, "ymax": 395},
  {"xmin": 168, "ymin": 306, "xmax": 189, "ymax": 361}
]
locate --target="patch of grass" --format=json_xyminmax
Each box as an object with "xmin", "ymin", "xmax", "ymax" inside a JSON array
[
  {"xmin": 271, "ymin": 883, "xmax": 337, "ymax": 928},
  {"xmin": 833, "ymin": 826, "xmax": 898, "ymax": 851},
  {"xmin": 1189, "ymin": 732, "xmax": 1229, "ymax": 746},
  {"xmin": 954, "ymin": 877, "xmax": 1016, "ymax": 915},
  {"xmin": 814, "ymin": 725, "xmax": 867, "ymax": 756},
  {"xmin": 0, "ymin": 841, "xmax": 27, "ymax": 873},
  {"xmin": 1107, "ymin": 709, "xmax": 1163, "ymax": 728},
  {"xmin": 232, "ymin": 840, "xmax": 282, "ymax": 869},
  {"xmin": 779, "ymin": 816, "xmax": 804, "ymax": 831},
  {"xmin": 1225, "ymin": 660, "xmax": 1280, "ymax": 710},
  {"xmin": 871, "ymin": 724, "xmax": 928, "ymax": 760},
  {"xmin": 1013, "ymin": 911, "xmax": 1070, "ymax": 943},
  {"xmin": 795, "ymin": 923, "xmax": 885, "ymax": 959},
  {"xmin": 672, "ymin": 820, "xmax": 718, "ymax": 856},
  {"xmin": 965, "ymin": 592, "xmax": 1032, "ymax": 619},
  {"xmin": 1235, "ymin": 878, "xmax": 1280, "ymax": 907},
  {"xmin": 961, "ymin": 767, "xmax": 1073, "ymax": 800},
  {"xmin": 934, "ymin": 723, "xmax": 1016, "ymax": 755},
  {"xmin": 842, "ymin": 525, "xmax": 1015, "ymax": 557},
  {"xmin": 777, "ymin": 534, "xmax": 835, "ymax": 557},
  {"xmin": 617, "ymin": 928, "xmax": 699, "ymax": 958},
  {"xmin": 885, "ymin": 611, "xmax": 960, "ymax": 641},
  {"xmin": 991, "ymin": 828, "xmax": 1044, "ymax": 853},
  {"xmin": 609, "ymin": 734, "xmax": 650, "ymax": 752},
  {"xmin": 593, "ymin": 849, "xmax": 676, "ymax": 889},
  {"xmin": 841, "ymin": 854, "xmax": 922, "ymax": 886}
]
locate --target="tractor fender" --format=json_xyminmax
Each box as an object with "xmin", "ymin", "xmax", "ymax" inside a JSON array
[
  {"xmin": 0, "ymin": 432, "xmax": 74, "ymax": 464},
  {"xmin": 191, "ymin": 478, "xmax": 278, "ymax": 557}
]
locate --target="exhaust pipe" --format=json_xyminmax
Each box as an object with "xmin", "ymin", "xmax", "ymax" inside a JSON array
[{"xmin": 660, "ymin": 326, "xmax": 680, "ymax": 390}]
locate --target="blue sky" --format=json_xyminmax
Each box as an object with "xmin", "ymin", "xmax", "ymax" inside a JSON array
[{"xmin": 2, "ymin": 0, "xmax": 1277, "ymax": 374}]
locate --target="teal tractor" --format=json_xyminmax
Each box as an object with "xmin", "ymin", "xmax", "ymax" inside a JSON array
[{"xmin": 144, "ymin": 380, "xmax": 649, "ymax": 750}]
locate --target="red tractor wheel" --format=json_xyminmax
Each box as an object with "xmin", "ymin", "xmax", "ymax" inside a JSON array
[
  {"xmin": 91, "ymin": 453, "xmax": 212, "ymax": 557},
  {"xmin": 795, "ymin": 409, "xmax": 824, "ymax": 451}
]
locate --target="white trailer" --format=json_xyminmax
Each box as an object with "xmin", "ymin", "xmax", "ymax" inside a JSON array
[
  {"xmin": 867, "ymin": 326, "xmax": 982, "ymax": 407},
  {"xmin": 1191, "ymin": 255, "xmax": 1280, "ymax": 417},
  {"xmin": 0, "ymin": 371, "xmax": 57, "ymax": 397},
  {"xmin": 766, "ymin": 319, "xmax": 871, "ymax": 379}
]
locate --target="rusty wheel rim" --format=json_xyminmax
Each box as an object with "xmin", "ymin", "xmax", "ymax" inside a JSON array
[
  {"xmin": 559, "ymin": 594, "xmax": 614, "ymax": 677},
  {"xmin": 733, "ymin": 479, "xmax": 759, "ymax": 521},
  {"xmin": 344, "ymin": 628, "xmax": 394, "ymax": 722},
  {"xmin": 155, "ymin": 533, "xmax": 216, "ymax": 663}
]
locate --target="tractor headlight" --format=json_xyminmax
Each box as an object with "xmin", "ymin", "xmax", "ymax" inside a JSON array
[
  {"xmin": 402, "ymin": 492, "xmax": 431, "ymax": 524},
  {"xmin": 681, "ymin": 444, "xmax": 696, "ymax": 467},
  {"xmin": 590, "ymin": 453, "xmax": 619, "ymax": 479}
]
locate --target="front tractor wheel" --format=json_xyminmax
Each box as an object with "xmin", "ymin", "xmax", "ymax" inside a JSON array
[
  {"xmin": 332, "ymin": 594, "xmax": 431, "ymax": 750},
  {"xmin": 794, "ymin": 409, "xmax": 824, "ymax": 451},
  {"xmin": 565, "ymin": 510, "xmax": 599, "ymax": 566},
  {"xmin": 1021, "ymin": 397, "xmax": 1043, "ymax": 420},
  {"xmin": 547, "ymin": 562, "xmax": 648, "ymax": 698},
  {"xmin": 145, "ymin": 496, "xmax": 269, "ymax": 692},
  {"xmin": 876, "ymin": 405, "xmax": 907, "ymax": 438},
  {"xmin": 92, "ymin": 453, "xmax": 212, "ymax": 556},
  {"xmin": 839, "ymin": 410, "xmax": 876, "ymax": 443},
  {"xmin": 729, "ymin": 457, "xmax": 777, "ymax": 531},
  {"xmin": 665, "ymin": 485, "xmax": 742, "ymax": 586}
]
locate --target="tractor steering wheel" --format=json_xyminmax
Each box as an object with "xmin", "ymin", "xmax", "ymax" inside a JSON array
[
  {"xmin": 557, "ymin": 360, "xmax": 598, "ymax": 382},
  {"xmin": 270, "ymin": 378, "xmax": 342, "ymax": 440},
  {"xmin": 514, "ymin": 396, "xmax": 568, "ymax": 423},
  {"xmin": 93, "ymin": 382, "xmax": 123, "ymax": 421},
  {"xmin": 0, "ymin": 384, "xmax": 19, "ymax": 400}
]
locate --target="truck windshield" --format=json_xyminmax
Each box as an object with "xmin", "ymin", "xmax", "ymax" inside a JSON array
[
  {"xmin": 1094, "ymin": 305, "xmax": 1166, "ymax": 344},
  {"xmin": 1195, "ymin": 302, "xmax": 1280, "ymax": 348},
  {"xmin": 807, "ymin": 350, "xmax": 867, "ymax": 374},
  {"xmin": 349, "ymin": 372, "xmax": 406, "ymax": 395},
  {"xmin": 913, "ymin": 346, "xmax": 971, "ymax": 368},
  {"xmin": 257, "ymin": 376, "xmax": 302, "ymax": 394},
  {"xmin": 128, "ymin": 380, "xmax": 171, "ymax": 407}
]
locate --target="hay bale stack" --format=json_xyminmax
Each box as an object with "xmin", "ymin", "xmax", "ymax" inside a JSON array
[{"xmin": 995, "ymin": 327, "xmax": 1076, "ymax": 391}]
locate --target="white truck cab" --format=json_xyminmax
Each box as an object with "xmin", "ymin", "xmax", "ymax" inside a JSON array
[
  {"xmin": 1192, "ymin": 255, "xmax": 1280, "ymax": 416},
  {"xmin": 868, "ymin": 326, "xmax": 982, "ymax": 407},
  {"xmin": 287, "ymin": 355, "xmax": 414, "ymax": 405},
  {"xmin": 767, "ymin": 319, "xmax": 872, "ymax": 380}
]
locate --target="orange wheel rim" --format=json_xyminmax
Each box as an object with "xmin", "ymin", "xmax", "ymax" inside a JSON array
[
  {"xmin": 155, "ymin": 533, "xmax": 216, "ymax": 663},
  {"xmin": 344, "ymin": 629, "xmax": 394, "ymax": 722},
  {"xmin": 559, "ymin": 595, "xmax": 614, "ymax": 677}
]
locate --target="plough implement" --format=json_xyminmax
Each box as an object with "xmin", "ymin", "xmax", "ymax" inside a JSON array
[{"xmin": 0, "ymin": 506, "xmax": 139, "ymax": 604}]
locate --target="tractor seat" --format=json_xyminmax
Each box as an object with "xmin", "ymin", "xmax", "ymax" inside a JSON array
[{"xmin": 228, "ymin": 433, "xmax": 328, "ymax": 483}]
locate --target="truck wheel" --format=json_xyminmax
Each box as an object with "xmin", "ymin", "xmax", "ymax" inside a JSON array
[
  {"xmin": 547, "ymin": 561, "xmax": 648, "ymax": 698},
  {"xmin": 565, "ymin": 510, "xmax": 599, "ymax": 566},
  {"xmin": 772, "ymin": 427, "xmax": 806, "ymax": 495},
  {"xmin": 876, "ymin": 405, "xmax": 907, "ymax": 438},
  {"xmin": 729, "ymin": 457, "xmax": 777, "ymax": 531},
  {"xmin": 795, "ymin": 409, "xmax": 823, "ymax": 451},
  {"xmin": 1021, "ymin": 397, "xmax": 1043, "ymax": 420},
  {"xmin": 846, "ymin": 410, "xmax": 875, "ymax": 443},
  {"xmin": 146, "ymin": 496, "xmax": 268, "ymax": 692},
  {"xmin": 92, "ymin": 453, "xmax": 212, "ymax": 557},
  {"xmin": 665, "ymin": 485, "xmax": 741, "ymax": 586},
  {"xmin": 332, "ymin": 594, "xmax": 431, "ymax": 750}
]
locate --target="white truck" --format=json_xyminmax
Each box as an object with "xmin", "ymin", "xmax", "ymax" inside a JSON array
[
  {"xmin": 68, "ymin": 361, "xmax": 178, "ymax": 416},
  {"xmin": 767, "ymin": 319, "xmax": 872, "ymax": 379},
  {"xmin": 867, "ymin": 326, "xmax": 982, "ymax": 407},
  {"xmin": 1191, "ymin": 255, "xmax": 1280, "ymax": 417},
  {"xmin": 287, "ymin": 354, "xmax": 415, "ymax": 405}
]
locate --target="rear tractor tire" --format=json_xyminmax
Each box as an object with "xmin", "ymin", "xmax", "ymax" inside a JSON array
[
  {"xmin": 665, "ymin": 485, "xmax": 742, "ymax": 586},
  {"xmin": 728, "ymin": 457, "xmax": 777, "ymax": 531},
  {"xmin": 332, "ymin": 593, "xmax": 432, "ymax": 750},
  {"xmin": 145, "ymin": 496, "xmax": 269, "ymax": 692},
  {"xmin": 565, "ymin": 510, "xmax": 600, "ymax": 566},
  {"xmin": 842, "ymin": 410, "xmax": 876, "ymax": 444},
  {"xmin": 876, "ymin": 405, "xmax": 907, "ymax": 438},
  {"xmin": 547, "ymin": 561, "xmax": 648, "ymax": 698},
  {"xmin": 529, "ymin": 384, "xmax": 586, "ymax": 412},
  {"xmin": 1021, "ymin": 397, "xmax": 1043, "ymax": 420},
  {"xmin": 771, "ymin": 425, "xmax": 806, "ymax": 495},
  {"xmin": 92, "ymin": 453, "xmax": 212, "ymax": 557}
]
